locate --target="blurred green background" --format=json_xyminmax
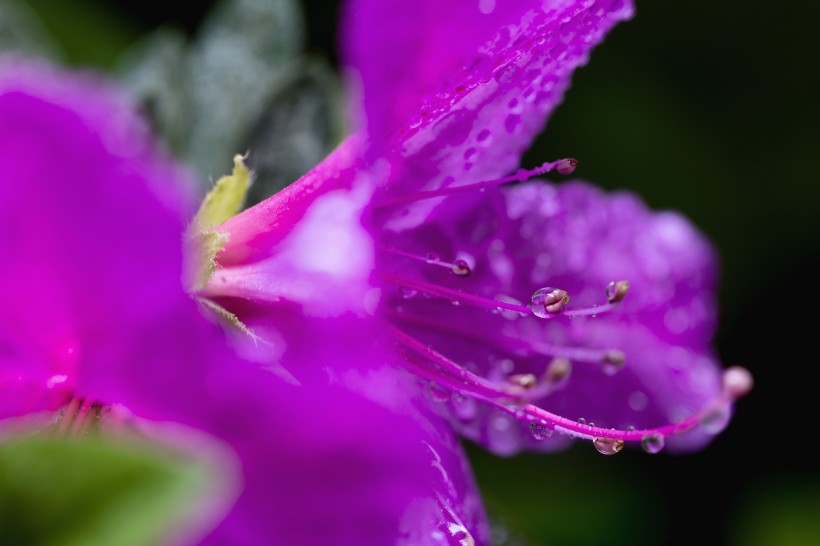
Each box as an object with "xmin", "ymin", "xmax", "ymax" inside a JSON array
[{"xmin": 4, "ymin": 0, "xmax": 818, "ymax": 545}]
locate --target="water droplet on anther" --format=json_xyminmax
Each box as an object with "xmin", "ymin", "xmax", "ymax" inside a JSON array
[
  {"xmin": 556, "ymin": 158, "xmax": 578, "ymax": 175},
  {"xmin": 593, "ymin": 437, "xmax": 624, "ymax": 455},
  {"xmin": 530, "ymin": 287, "xmax": 570, "ymax": 318},
  {"xmin": 451, "ymin": 259, "xmax": 472, "ymax": 276},
  {"xmin": 640, "ymin": 433, "xmax": 665, "ymax": 454},
  {"xmin": 425, "ymin": 252, "xmax": 440, "ymax": 264},
  {"xmin": 606, "ymin": 280, "xmax": 630, "ymax": 303},
  {"xmin": 600, "ymin": 350, "xmax": 626, "ymax": 376},
  {"xmin": 529, "ymin": 422, "xmax": 553, "ymax": 441}
]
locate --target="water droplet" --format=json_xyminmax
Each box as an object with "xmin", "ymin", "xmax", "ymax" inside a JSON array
[
  {"xmin": 605, "ymin": 280, "xmax": 630, "ymax": 303},
  {"xmin": 401, "ymin": 288, "xmax": 418, "ymax": 299},
  {"xmin": 450, "ymin": 259, "xmax": 472, "ymax": 276},
  {"xmin": 529, "ymin": 422, "xmax": 553, "ymax": 441},
  {"xmin": 593, "ymin": 437, "xmax": 625, "ymax": 455},
  {"xmin": 556, "ymin": 157, "xmax": 578, "ymax": 175},
  {"xmin": 600, "ymin": 350, "xmax": 626, "ymax": 376},
  {"xmin": 640, "ymin": 433, "xmax": 665, "ymax": 454},
  {"xmin": 626, "ymin": 425, "xmax": 636, "ymax": 431},
  {"xmin": 700, "ymin": 404, "xmax": 731, "ymax": 435},
  {"xmin": 427, "ymin": 382, "xmax": 451, "ymax": 402},
  {"xmin": 425, "ymin": 252, "xmax": 440, "ymax": 264},
  {"xmin": 530, "ymin": 287, "xmax": 570, "ymax": 318},
  {"xmin": 577, "ymin": 417, "xmax": 586, "ymax": 425},
  {"xmin": 451, "ymin": 299, "xmax": 462, "ymax": 306}
]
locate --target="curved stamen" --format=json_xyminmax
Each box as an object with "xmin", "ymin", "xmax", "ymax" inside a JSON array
[
  {"xmin": 374, "ymin": 158, "xmax": 578, "ymax": 209},
  {"xmin": 381, "ymin": 246, "xmax": 472, "ymax": 277},
  {"xmin": 391, "ymin": 310, "xmax": 621, "ymax": 366},
  {"xmin": 391, "ymin": 326, "xmax": 747, "ymax": 448}
]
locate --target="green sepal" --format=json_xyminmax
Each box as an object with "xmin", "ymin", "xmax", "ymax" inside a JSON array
[{"xmin": 193, "ymin": 154, "xmax": 252, "ymax": 230}]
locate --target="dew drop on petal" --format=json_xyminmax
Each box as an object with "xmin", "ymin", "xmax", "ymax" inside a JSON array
[
  {"xmin": 529, "ymin": 422, "xmax": 553, "ymax": 441},
  {"xmin": 450, "ymin": 259, "xmax": 472, "ymax": 276},
  {"xmin": 530, "ymin": 287, "xmax": 570, "ymax": 318},
  {"xmin": 640, "ymin": 433, "xmax": 665, "ymax": 454},
  {"xmin": 593, "ymin": 437, "xmax": 625, "ymax": 455}
]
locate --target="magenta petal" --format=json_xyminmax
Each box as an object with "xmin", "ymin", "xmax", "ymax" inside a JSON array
[
  {"xmin": 380, "ymin": 181, "xmax": 724, "ymax": 453},
  {"xmin": 0, "ymin": 59, "xmax": 195, "ymax": 418},
  {"xmin": 344, "ymin": 1, "xmax": 633, "ymax": 212}
]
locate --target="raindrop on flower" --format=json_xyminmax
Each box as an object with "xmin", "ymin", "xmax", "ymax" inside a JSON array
[
  {"xmin": 425, "ymin": 252, "xmax": 440, "ymax": 264},
  {"xmin": 577, "ymin": 417, "xmax": 586, "ymax": 425},
  {"xmin": 700, "ymin": 404, "xmax": 731, "ymax": 435},
  {"xmin": 640, "ymin": 433, "xmax": 665, "ymax": 454},
  {"xmin": 529, "ymin": 287, "xmax": 570, "ymax": 318},
  {"xmin": 529, "ymin": 422, "xmax": 553, "ymax": 441},
  {"xmin": 401, "ymin": 288, "xmax": 418, "ymax": 299},
  {"xmin": 605, "ymin": 280, "xmax": 630, "ymax": 303},
  {"xmin": 450, "ymin": 259, "xmax": 472, "ymax": 276},
  {"xmin": 593, "ymin": 437, "xmax": 625, "ymax": 455}
]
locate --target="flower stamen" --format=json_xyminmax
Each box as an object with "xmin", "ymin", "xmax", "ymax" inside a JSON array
[{"xmin": 374, "ymin": 158, "xmax": 578, "ymax": 209}]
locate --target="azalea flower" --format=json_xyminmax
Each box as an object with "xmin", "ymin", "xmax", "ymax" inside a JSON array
[
  {"xmin": 0, "ymin": 59, "xmax": 487, "ymax": 545},
  {"xmin": 205, "ymin": 0, "xmax": 751, "ymax": 459}
]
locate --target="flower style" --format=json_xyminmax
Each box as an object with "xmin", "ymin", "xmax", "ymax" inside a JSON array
[
  {"xmin": 0, "ymin": 59, "xmax": 488, "ymax": 545},
  {"xmin": 206, "ymin": 0, "xmax": 751, "ymax": 459}
]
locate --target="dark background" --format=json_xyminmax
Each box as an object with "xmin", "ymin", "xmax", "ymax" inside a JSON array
[{"xmin": 15, "ymin": 1, "xmax": 820, "ymax": 544}]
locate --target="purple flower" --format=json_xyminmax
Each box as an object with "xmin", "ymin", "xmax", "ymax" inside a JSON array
[
  {"xmin": 207, "ymin": 0, "xmax": 751, "ymax": 459},
  {"xmin": 0, "ymin": 59, "xmax": 487, "ymax": 545}
]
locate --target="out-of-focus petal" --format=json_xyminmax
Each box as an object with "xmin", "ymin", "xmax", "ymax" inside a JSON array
[{"xmin": 0, "ymin": 58, "xmax": 194, "ymax": 419}]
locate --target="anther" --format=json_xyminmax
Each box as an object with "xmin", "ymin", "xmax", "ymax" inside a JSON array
[
  {"xmin": 599, "ymin": 350, "xmax": 626, "ymax": 376},
  {"xmin": 605, "ymin": 280, "xmax": 630, "ymax": 303},
  {"xmin": 722, "ymin": 366, "xmax": 753, "ymax": 400},
  {"xmin": 530, "ymin": 287, "xmax": 570, "ymax": 318},
  {"xmin": 555, "ymin": 158, "xmax": 578, "ymax": 175},
  {"xmin": 542, "ymin": 357, "xmax": 572, "ymax": 387},
  {"xmin": 507, "ymin": 373, "xmax": 537, "ymax": 389}
]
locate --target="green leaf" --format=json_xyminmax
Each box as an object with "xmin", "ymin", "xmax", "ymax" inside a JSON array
[
  {"xmin": 184, "ymin": 0, "xmax": 307, "ymax": 183},
  {"xmin": 116, "ymin": 29, "xmax": 191, "ymax": 154},
  {"xmin": 243, "ymin": 59, "xmax": 345, "ymax": 206},
  {"xmin": 0, "ymin": 436, "xmax": 224, "ymax": 546},
  {"xmin": 0, "ymin": 0, "xmax": 62, "ymax": 58}
]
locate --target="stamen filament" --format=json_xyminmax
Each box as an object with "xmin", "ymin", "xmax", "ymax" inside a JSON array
[
  {"xmin": 391, "ymin": 327, "xmax": 731, "ymax": 444},
  {"xmin": 374, "ymin": 159, "xmax": 577, "ymax": 209},
  {"xmin": 377, "ymin": 271, "xmax": 529, "ymax": 314}
]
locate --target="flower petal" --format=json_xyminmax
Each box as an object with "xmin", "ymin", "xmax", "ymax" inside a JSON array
[
  {"xmin": 0, "ymin": 58, "xmax": 194, "ymax": 418},
  {"xmin": 343, "ymin": 0, "xmax": 634, "ymax": 223},
  {"xmin": 382, "ymin": 181, "xmax": 724, "ymax": 453}
]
